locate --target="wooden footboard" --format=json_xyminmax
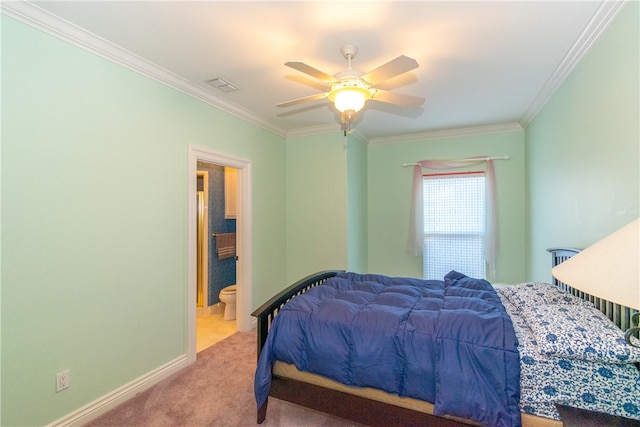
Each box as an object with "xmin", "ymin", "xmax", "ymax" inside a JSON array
[
  {"xmin": 269, "ymin": 375, "xmax": 472, "ymax": 427},
  {"xmin": 250, "ymin": 270, "xmax": 496, "ymax": 426},
  {"xmin": 251, "ymin": 270, "xmax": 344, "ymax": 360}
]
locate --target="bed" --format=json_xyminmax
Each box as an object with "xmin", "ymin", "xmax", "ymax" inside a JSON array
[{"xmin": 252, "ymin": 248, "xmax": 640, "ymax": 427}]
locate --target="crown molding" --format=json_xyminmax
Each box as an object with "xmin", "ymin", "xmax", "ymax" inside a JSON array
[
  {"xmin": 520, "ymin": 0, "xmax": 628, "ymax": 127},
  {"xmin": 368, "ymin": 123, "xmax": 523, "ymax": 145},
  {"xmin": 285, "ymin": 123, "xmax": 342, "ymax": 138},
  {"xmin": 348, "ymin": 129, "xmax": 369, "ymax": 145},
  {"xmin": 0, "ymin": 0, "xmax": 288, "ymax": 138},
  {"xmin": 285, "ymin": 125, "xmax": 371, "ymax": 145},
  {"xmin": 3, "ymin": 0, "xmax": 626, "ymax": 142}
]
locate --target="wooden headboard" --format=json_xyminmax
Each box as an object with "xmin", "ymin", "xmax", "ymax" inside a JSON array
[{"xmin": 548, "ymin": 247, "xmax": 638, "ymax": 333}]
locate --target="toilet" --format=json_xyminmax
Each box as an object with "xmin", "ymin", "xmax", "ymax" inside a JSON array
[{"xmin": 219, "ymin": 285, "xmax": 237, "ymax": 320}]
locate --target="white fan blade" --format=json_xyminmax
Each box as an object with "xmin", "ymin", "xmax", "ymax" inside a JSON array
[
  {"xmin": 285, "ymin": 62, "xmax": 336, "ymax": 83},
  {"xmin": 277, "ymin": 92, "xmax": 329, "ymax": 108},
  {"xmin": 362, "ymin": 55, "xmax": 419, "ymax": 86},
  {"xmin": 371, "ymin": 89, "xmax": 425, "ymax": 108}
]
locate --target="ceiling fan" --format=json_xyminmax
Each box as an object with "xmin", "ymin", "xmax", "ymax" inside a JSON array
[{"xmin": 277, "ymin": 44, "xmax": 425, "ymax": 135}]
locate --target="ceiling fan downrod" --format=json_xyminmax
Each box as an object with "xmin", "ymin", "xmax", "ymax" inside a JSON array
[{"xmin": 340, "ymin": 44, "xmax": 358, "ymax": 70}]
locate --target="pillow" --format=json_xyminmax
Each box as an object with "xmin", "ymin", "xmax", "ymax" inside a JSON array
[
  {"xmin": 500, "ymin": 282, "xmax": 591, "ymax": 309},
  {"xmin": 444, "ymin": 270, "xmax": 493, "ymax": 291},
  {"xmin": 522, "ymin": 304, "xmax": 640, "ymax": 364}
]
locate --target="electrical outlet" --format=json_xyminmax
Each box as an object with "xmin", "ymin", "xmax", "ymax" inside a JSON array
[{"xmin": 56, "ymin": 370, "xmax": 70, "ymax": 392}]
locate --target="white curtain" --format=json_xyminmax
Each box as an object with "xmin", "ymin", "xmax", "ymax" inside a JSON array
[{"xmin": 406, "ymin": 157, "xmax": 499, "ymax": 279}]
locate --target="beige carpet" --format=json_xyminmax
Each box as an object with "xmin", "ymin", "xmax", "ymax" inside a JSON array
[{"xmin": 85, "ymin": 331, "xmax": 364, "ymax": 427}]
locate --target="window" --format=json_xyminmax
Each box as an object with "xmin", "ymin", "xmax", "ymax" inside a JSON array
[{"xmin": 423, "ymin": 172, "xmax": 485, "ymax": 279}]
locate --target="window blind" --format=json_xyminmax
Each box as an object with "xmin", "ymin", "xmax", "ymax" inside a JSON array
[{"xmin": 422, "ymin": 172, "xmax": 485, "ymax": 279}]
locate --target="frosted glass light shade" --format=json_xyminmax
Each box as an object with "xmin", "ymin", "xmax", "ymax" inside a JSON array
[
  {"xmin": 328, "ymin": 81, "xmax": 372, "ymax": 113},
  {"xmin": 333, "ymin": 88, "xmax": 367, "ymax": 112},
  {"xmin": 552, "ymin": 218, "xmax": 640, "ymax": 309}
]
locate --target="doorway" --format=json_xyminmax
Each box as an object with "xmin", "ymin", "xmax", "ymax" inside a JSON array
[
  {"xmin": 196, "ymin": 164, "xmax": 237, "ymax": 352},
  {"xmin": 187, "ymin": 145, "xmax": 253, "ymax": 364}
]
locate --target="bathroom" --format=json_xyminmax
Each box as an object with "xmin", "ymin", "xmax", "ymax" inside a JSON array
[{"xmin": 196, "ymin": 161, "xmax": 237, "ymax": 352}]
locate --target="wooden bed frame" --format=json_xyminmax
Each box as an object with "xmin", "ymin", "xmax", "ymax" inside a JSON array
[
  {"xmin": 251, "ymin": 249, "xmax": 637, "ymax": 426},
  {"xmin": 252, "ymin": 270, "xmax": 475, "ymax": 426}
]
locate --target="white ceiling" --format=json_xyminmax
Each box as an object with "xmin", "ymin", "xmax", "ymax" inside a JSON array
[{"xmin": 5, "ymin": 1, "xmax": 625, "ymax": 142}]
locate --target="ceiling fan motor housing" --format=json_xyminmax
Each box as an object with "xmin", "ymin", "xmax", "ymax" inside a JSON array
[{"xmin": 340, "ymin": 44, "xmax": 359, "ymax": 60}]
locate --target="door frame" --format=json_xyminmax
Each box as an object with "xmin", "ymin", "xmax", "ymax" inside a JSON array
[{"xmin": 187, "ymin": 145, "xmax": 253, "ymax": 363}]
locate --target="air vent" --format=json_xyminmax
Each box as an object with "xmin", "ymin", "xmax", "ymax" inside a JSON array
[{"xmin": 206, "ymin": 77, "xmax": 239, "ymax": 93}]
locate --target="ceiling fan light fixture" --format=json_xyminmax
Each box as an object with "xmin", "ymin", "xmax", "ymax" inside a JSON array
[
  {"xmin": 278, "ymin": 44, "xmax": 422, "ymax": 136},
  {"xmin": 328, "ymin": 80, "xmax": 372, "ymax": 113}
]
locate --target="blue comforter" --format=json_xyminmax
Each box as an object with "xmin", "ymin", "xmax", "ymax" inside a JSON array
[{"xmin": 254, "ymin": 271, "xmax": 521, "ymax": 427}]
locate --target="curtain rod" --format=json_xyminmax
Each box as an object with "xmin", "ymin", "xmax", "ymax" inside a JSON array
[{"xmin": 401, "ymin": 155, "xmax": 509, "ymax": 167}]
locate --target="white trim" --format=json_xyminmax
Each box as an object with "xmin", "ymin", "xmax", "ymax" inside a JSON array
[
  {"xmin": 369, "ymin": 123, "xmax": 523, "ymax": 145},
  {"xmin": 2, "ymin": 0, "xmax": 624, "ymax": 142},
  {"xmin": 285, "ymin": 123, "xmax": 372, "ymax": 143},
  {"xmin": 46, "ymin": 355, "xmax": 189, "ymax": 427},
  {"xmin": 187, "ymin": 145, "xmax": 253, "ymax": 364},
  {"xmin": 0, "ymin": 0, "xmax": 286, "ymax": 139},
  {"xmin": 520, "ymin": 0, "xmax": 629, "ymax": 127},
  {"xmin": 285, "ymin": 122, "xmax": 342, "ymax": 138}
]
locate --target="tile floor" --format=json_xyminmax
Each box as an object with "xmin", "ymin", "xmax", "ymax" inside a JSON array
[{"xmin": 196, "ymin": 308, "xmax": 237, "ymax": 352}]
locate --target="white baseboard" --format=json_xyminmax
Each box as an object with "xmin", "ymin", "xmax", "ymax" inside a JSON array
[{"xmin": 46, "ymin": 354, "xmax": 191, "ymax": 427}]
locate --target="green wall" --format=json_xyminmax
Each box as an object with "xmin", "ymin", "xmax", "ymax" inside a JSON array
[
  {"xmin": 1, "ymin": 16, "xmax": 287, "ymax": 426},
  {"xmin": 285, "ymin": 133, "xmax": 348, "ymax": 282},
  {"xmin": 367, "ymin": 131, "xmax": 526, "ymax": 282},
  {"xmin": 2, "ymin": 2, "xmax": 638, "ymax": 425},
  {"xmin": 525, "ymin": 1, "xmax": 639, "ymax": 282},
  {"xmin": 346, "ymin": 135, "xmax": 369, "ymax": 272},
  {"xmin": 284, "ymin": 132, "xmax": 368, "ymax": 282}
]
